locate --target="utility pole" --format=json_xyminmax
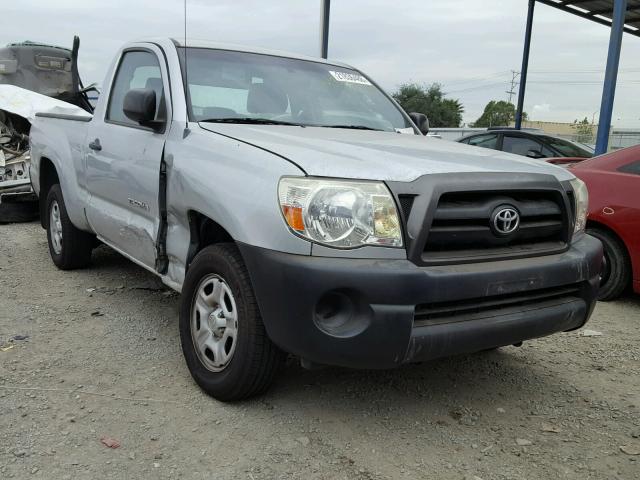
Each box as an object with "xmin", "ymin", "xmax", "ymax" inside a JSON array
[
  {"xmin": 506, "ymin": 70, "xmax": 520, "ymax": 104},
  {"xmin": 515, "ymin": 0, "xmax": 535, "ymax": 130},
  {"xmin": 320, "ymin": 0, "xmax": 331, "ymax": 59}
]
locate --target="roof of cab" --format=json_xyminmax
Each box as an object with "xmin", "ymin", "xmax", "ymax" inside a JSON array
[{"xmin": 137, "ymin": 37, "xmax": 354, "ymax": 69}]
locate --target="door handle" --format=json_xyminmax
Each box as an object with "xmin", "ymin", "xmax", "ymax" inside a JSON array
[{"xmin": 88, "ymin": 138, "xmax": 102, "ymax": 151}]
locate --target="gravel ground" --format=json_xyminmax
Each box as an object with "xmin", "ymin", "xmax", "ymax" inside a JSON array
[{"xmin": 1, "ymin": 221, "xmax": 639, "ymax": 480}]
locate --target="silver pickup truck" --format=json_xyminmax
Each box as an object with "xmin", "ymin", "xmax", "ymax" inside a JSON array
[{"xmin": 29, "ymin": 38, "xmax": 602, "ymax": 401}]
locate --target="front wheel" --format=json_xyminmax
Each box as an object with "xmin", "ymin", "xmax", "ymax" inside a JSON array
[
  {"xmin": 45, "ymin": 184, "xmax": 93, "ymax": 270},
  {"xmin": 179, "ymin": 244, "xmax": 284, "ymax": 401}
]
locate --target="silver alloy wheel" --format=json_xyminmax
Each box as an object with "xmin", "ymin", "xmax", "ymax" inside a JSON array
[
  {"xmin": 190, "ymin": 274, "xmax": 239, "ymax": 372},
  {"xmin": 49, "ymin": 200, "xmax": 63, "ymax": 255}
]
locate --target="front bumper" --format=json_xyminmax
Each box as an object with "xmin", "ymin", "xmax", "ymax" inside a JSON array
[{"xmin": 239, "ymin": 234, "xmax": 602, "ymax": 369}]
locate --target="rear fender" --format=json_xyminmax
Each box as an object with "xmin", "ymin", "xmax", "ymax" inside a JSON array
[{"xmin": 30, "ymin": 117, "xmax": 92, "ymax": 231}]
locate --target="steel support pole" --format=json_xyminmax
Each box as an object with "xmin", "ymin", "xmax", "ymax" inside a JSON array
[
  {"xmin": 515, "ymin": 0, "xmax": 535, "ymax": 130},
  {"xmin": 595, "ymin": 0, "xmax": 627, "ymax": 155},
  {"xmin": 320, "ymin": 0, "xmax": 331, "ymax": 59}
]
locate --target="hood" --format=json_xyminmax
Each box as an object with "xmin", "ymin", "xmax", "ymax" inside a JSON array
[
  {"xmin": 199, "ymin": 123, "xmax": 574, "ymax": 183},
  {"xmin": 0, "ymin": 85, "xmax": 92, "ymax": 123}
]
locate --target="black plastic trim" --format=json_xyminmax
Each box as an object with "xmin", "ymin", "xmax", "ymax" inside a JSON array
[
  {"xmin": 386, "ymin": 172, "xmax": 575, "ymax": 266},
  {"xmin": 238, "ymin": 234, "xmax": 601, "ymax": 369}
]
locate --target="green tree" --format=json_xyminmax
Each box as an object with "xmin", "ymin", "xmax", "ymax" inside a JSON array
[
  {"xmin": 572, "ymin": 117, "xmax": 594, "ymax": 144},
  {"xmin": 473, "ymin": 100, "xmax": 526, "ymax": 127},
  {"xmin": 392, "ymin": 83, "xmax": 464, "ymax": 128}
]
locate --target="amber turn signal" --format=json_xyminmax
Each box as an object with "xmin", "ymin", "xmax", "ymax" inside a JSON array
[{"xmin": 282, "ymin": 205, "xmax": 305, "ymax": 231}]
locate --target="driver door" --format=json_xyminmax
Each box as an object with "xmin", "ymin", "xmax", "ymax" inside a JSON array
[{"xmin": 85, "ymin": 46, "xmax": 171, "ymax": 268}]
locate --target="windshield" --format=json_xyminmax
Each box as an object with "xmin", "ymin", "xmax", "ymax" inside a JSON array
[
  {"xmin": 177, "ymin": 47, "xmax": 413, "ymax": 132},
  {"xmin": 543, "ymin": 136, "xmax": 594, "ymax": 158}
]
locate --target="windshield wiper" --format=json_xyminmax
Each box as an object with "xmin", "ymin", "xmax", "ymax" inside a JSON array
[
  {"xmin": 321, "ymin": 125, "xmax": 383, "ymax": 131},
  {"xmin": 199, "ymin": 117, "xmax": 303, "ymax": 127}
]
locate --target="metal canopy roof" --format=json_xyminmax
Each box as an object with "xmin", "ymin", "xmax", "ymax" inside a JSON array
[
  {"xmin": 515, "ymin": 0, "xmax": 638, "ymax": 154},
  {"xmin": 537, "ymin": 0, "xmax": 640, "ymax": 37}
]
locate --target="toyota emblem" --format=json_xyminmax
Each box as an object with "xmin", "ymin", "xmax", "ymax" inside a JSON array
[{"xmin": 492, "ymin": 206, "xmax": 520, "ymax": 235}]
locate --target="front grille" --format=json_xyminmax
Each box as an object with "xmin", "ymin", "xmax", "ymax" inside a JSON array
[
  {"xmin": 422, "ymin": 190, "xmax": 568, "ymax": 263},
  {"xmin": 387, "ymin": 172, "xmax": 574, "ymax": 266},
  {"xmin": 414, "ymin": 283, "xmax": 582, "ymax": 327}
]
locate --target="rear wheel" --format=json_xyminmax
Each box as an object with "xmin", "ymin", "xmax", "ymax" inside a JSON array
[
  {"xmin": 587, "ymin": 227, "xmax": 630, "ymax": 301},
  {"xmin": 45, "ymin": 184, "xmax": 93, "ymax": 269},
  {"xmin": 179, "ymin": 244, "xmax": 284, "ymax": 401}
]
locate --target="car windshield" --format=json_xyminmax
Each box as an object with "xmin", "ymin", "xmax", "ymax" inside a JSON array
[
  {"xmin": 177, "ymin": 47, "xmax": 413, "ymax": 132},
  {"xmin": 543, "ymin": 136, "xmax": 594, "ymax": 158}
]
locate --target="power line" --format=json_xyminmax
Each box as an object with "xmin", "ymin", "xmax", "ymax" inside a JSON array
[
  {"xmin": 530, "ymin": 68, "xmax": 640, "ymax": 74},
  {"xmin": 445, "ymin": 79, "xmax": 640, "ymax": 95},
  {"xmin": 441, "ymin": 67, "xmax": 640, "ymax": 91},
  {"xmin": 528, "ymin": 80, "xmax": 640, "ymax": 84},
  {"xmin": 445, "ymin": 82, "xmax": 508, "ymax": 94},
  {"xmin": 440, "ymin": 70, "xmax": 511, "ymax": 86}
]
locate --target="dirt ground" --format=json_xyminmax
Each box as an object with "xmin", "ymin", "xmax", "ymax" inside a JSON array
[{"xmin": 1, "ymin": 221, "xmax": 639, "ymax": 480}]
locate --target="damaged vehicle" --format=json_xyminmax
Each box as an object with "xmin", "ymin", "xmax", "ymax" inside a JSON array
[
  {"xmin": 0, "ymin": 37, "xmax": 94, "ymax": 222},
  {"xmin": 29, "ymin": 39, "xmax": 602, "ymax": 401},
  {"xmin": 0, "ymin": 107, "xmax": 32, "ymax": 221}
]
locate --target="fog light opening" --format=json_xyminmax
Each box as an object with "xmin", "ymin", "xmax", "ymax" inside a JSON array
[{"xmin": 313, "ymin": 290, "xmax": 372, "ymax": 338}]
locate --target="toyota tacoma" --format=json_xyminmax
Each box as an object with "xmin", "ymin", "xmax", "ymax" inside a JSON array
[{"xmin": 29, "ymin": 38, "xmax": 602, "ymax": 401}]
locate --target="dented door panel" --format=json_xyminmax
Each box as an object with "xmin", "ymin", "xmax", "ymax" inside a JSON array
[{"xmin": 84, "ymin": 44, "xmax": 171, "ymax": 268}]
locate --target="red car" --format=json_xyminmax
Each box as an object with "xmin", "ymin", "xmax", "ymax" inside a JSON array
[{"xmin": 571, "ymin": 145, "xmax": 640, "ymax": 300}]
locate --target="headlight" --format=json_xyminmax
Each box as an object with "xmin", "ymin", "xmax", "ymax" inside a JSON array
[
  {"xmin": 569, "ymin": 177, "xmax": 588, "ymax": 234},
  {"xmin": 278, "ymin": 177, "xmax": 403, "ymax": 248}
]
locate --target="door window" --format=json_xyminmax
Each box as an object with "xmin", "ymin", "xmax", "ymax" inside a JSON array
[
  {"xmin": 502, "ymin": 135, "xmax": 544, "ymax": 156},
  {"xmin": 543, "ymin": 136, "xmax": 594, "ymax": 158},
  {"xmin": 541, "ymin": 144, "xmax": 556, "ymax": 157},
  {"xmin": 466, "ymin": 134, "xmax": 499, "ymax": 150},
  {"xmin": 107, "ymin": 50, "xmax": 165, "ymax": 126}
]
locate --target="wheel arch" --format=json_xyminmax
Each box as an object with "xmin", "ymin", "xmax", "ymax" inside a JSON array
[
  {"xmin": 186, "ymin": 210, "xmax": 235, "ymax": 271},
  {"xmin": 38, "ymin": 157, "xmax": 60, "ymax": 228},
  {"xmin": 587, "ymin": 219, "xmax": 633, "ymax": 294},
  {"xmin": 586, "ymin": 219, "xmax": 631, "ymax": 261}
]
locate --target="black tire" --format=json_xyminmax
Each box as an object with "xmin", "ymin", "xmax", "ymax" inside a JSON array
[
  {"xmin": 179, "ymin": 243, "xmax": 285, "ymax": 401},
  {"xmin": 587, "ymin": 227, "xmax": 630, "ymax": 301},
  {"xmin": 45, "ymin": 184, "xmax": 93, "ymax": 270},
  {"xmin": 0, "ymin": 198, "xmax": 38, "ymax": 223}
]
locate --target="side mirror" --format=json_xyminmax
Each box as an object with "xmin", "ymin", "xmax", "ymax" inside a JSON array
[
  {"xmin": 123, "ymin": 88, "xmax": 162, "ymax": 130},
  {"xmin": 408, "ymin": 112, "xmax": 429, "ymax": 135},
  {"xmin": 526, "ymin": 149, "xmax": 545, "ymax": 159}
]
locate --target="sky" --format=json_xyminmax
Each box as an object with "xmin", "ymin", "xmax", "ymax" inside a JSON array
[{"xmin": 2, "ymin": 0, "xmax": 639, "ymax": 127}]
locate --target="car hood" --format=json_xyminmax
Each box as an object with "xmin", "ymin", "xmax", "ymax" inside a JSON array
[{"xmin": 198, "ymin": 123, "xmax": 574, "ymax": 182}]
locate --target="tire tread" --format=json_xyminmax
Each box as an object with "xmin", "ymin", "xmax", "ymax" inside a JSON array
[
  {"xmin": 180, "ymin": 243, "xmax": 284, "ymax": 401},
  {"xmin": 46, "ymin": 184, "xmax": 93, "ymax": 270}
]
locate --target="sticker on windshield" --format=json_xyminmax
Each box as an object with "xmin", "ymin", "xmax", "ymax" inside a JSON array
[{"xmin": 329, "ymin": 70, "xmax": 372, "ymax": 85}]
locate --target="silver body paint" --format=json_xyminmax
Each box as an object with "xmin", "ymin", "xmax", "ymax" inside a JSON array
[{"xmin": 29, "ymin": 38, "xmax": 577, "ymax": 291}]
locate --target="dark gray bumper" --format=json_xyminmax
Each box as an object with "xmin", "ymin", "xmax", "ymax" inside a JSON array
[{"xmin": 239, "ymin": 234, "xmax": 602, "ymax": 369}]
